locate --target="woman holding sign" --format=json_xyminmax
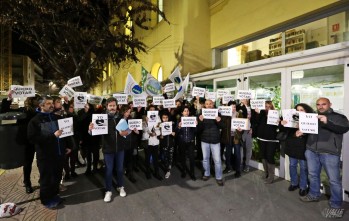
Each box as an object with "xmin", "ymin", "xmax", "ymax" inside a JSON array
[
  {"xmin": 280, "ymin": 103, "xmax": 314, "ymax": 196},
  {"xmin": 253, "ymin": 101, "xmax": 279, "ymax": 184}
]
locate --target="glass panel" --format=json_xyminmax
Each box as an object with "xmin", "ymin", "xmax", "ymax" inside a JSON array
[
  {"xmin": 216, "ymin": 79, "xmax": 237, "ymax": 97},
  {"xmin": 195, "ymin": 79, "xmax": 214, "ymax": 92},
  {"xmin": 291, "ymin": 65, "xmax": 344, "ymax": 112}
]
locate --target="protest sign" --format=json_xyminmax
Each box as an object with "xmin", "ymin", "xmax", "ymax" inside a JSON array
[
  {"xmin": 67, "ymin": 76, "xmax": 83, "ymax": 88},
  {"xmin": 133, "ymin": 96, "xmax": 147, "ymax": 107},
  {"xmin": 10, "ymin": 85, "xmax": 35, "ymax": 98},
  {"xmin": 216, "ymin": 89, "xmax": 230, "ymax": 98},
  {"xmin": 299, "ymin": 113, "xmax": 318, "ymax": 134},
  {"xmin": 282, "ymin": 109, "xmax": 298, "ymax": 128},
  {"xmin": 113, "ymin": 94, "xmax": 128, "ymax": 105},
  {"xmin": 222, "ymin": 95, "xmax": 234, "ymax": 104},
  {"xmin": 153, "ymin": 96, "xmax": 164, "ymax": 105},
  {"xmin": 74, "ymin": 92, "xmax": 87, "ymax": 109},
  {"xmin": 267, "ymin": 110, "xmax": 279, "ymax": 125},
  {"xmin": 205, "ymin": 92, "xmax": 216, "ymax": 102},
  {"xmin": 163, "ymin": 99, "xmax": 176, "ymax": 108},
  {"xmin": 128, "ymin": 119, "xmax": 142, "ymax": 130},
  {"xmin": 161, "ymin": 122, "xmax": 172, "ymax": 136},
  {"xmin": 164, "ymin": 83, "xmax": 175, "ymax": 93},
  {"xmin": 250, "ymin": 99, "xmax": 265, "ymax": 110},
  {"xmin": 58, "ymin": 117, "xmax": 74, "ymax": 138},
  {"xmin": 181, "ymin": 117, "xmax": 196, "ymax": 127},
  {"xmin": 59, "ymin": 85, "xmax": 75, "ymax": 99},
  {"xmin": 147, "ymin": 111, "xmax": 159, "ymax": 128},
  {"xmin": 231, "ymin": 118, "xmax": 249, "ymax": 130},
  {"xmin": 218, "ymin": 106, "xmax": 232, "ymax": 116},
  {"xmin": 88, "ymin": 95, "xmax": 103, "ymax": 105},
  {"xmin": 202, "ymin": 108, "xmax": 218, "ymax": 119},
  {"xmin": 92, "ymin": 114, "xmax": 108, "ymax": 135},
  {"xmin": 192, "ymin": 87, "xmax": 206, "ymax": 97},
  {"xmin": 237, "ymin": 90, "xmax": 253, "ymax": 99}
]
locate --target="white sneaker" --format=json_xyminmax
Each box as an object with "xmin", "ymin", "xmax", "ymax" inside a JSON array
[
  {"xmin": 165, "ymin": 171, "xmax": 171, "ymax": 179},
  {"xmin": 104, "ymin": 191, "xmax": 112, "ymax": 202},
  {"xmin": 117, "ymin": 187, "xmax": 126, "ymax": 197}
]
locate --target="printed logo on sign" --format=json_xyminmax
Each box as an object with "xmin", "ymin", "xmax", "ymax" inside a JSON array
[
  {"xmin": 77, "ymin": 96, "xmax": 84, "ymax": 101},
  {"xmin": 174, "ymin": 77, "xmax": 181, "ymax": 84},
  {"xmin": 132, "ymin": 85, "xmax": 142, "ymax": 94},
  {"xmin": 164, "ymin": 124, "xmax": 171, "ymax": 130},
  {"xmin": 177, "ymin": 86, "xmax": 183, "ymax": 92},
  {"xmin": 96, "ymin": 119, "xmax": 105, "ymax": 126}
]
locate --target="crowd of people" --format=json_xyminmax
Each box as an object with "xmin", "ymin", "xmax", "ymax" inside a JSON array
[{"xmin": 1, "ymin": 91, "xmax": 348, "ymax": 211}]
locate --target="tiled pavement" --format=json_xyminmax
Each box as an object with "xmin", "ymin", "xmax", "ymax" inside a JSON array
[{"xmin": 1, "ymin": 163, "xmax": 349, "ymax": 221}]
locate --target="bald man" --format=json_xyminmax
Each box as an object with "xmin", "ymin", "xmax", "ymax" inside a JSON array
[{"xmin": 300, "ymin": 98, "xmax": 349, "ymax": 209}]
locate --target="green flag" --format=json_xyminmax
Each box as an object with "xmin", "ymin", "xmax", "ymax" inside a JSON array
[{"xmin": 141, "ymin": 66, "xmax": 148, "ymax": 92}]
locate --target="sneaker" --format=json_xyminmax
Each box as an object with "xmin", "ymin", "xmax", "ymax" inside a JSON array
[
  {"xmin": 104, "ymin": 191, "xmax": 112, "ymax": 202},
  {"xmin": 288, "ymin": 185, "xmax": 299, "ymax": 191},
  {"xmin": 299, "ymin": 194, "xmax": 319, "ymax": 202},
  {"xmin": 216, "ymin": 179, "xmax": 224, "ymax": 186},
  {"xmin": 59, "ymin": 184, "xmax": 67, "ymax": 192},
  {"xmin": 25, "ymin": 185, "xmax": 33, "ymax": 194},
  {"xmin": 165, "ymin": 171, "xmax": 171, "ymax": 179},
  {"xmin": 202, "ymin": 175, "xmax": 210, "ymax": 181},
  {"xmin": 44, "ymin": 199, "xmax": 59, "ymax": 209},
  {"xmin": 117, "ymin": 187, "xmax": 127, "ymax": 197}
]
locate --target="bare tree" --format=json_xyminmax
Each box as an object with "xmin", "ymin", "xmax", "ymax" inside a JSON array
[{"xmin": 0, "ymin": 0, "xmax": 167, "ymax": 90}]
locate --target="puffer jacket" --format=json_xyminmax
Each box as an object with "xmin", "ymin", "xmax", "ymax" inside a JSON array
[
  {"xmin": 101, "ymin": 113, "xmax": 119, "ymax": 153},
  {"xmin": 198, "ymin": 117, "xmax": 224, "ymax": 144},
  {"xmin": 176, "ymin": 117, "xmax": 196, "ymax": 143},
  {"xmin": 306, "ymin": 108, "xmax": 349, "ymax": 156},
  {"xmin": 253, "ymin": 110, "xmax": 278, "ymax": 140}
]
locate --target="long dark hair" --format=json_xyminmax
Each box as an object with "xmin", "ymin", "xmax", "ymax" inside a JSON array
[{"xmin": 295, "ymin": 103, "xmax": 314, "ymax": 113}]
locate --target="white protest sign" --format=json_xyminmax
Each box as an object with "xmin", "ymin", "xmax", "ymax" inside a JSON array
[
  {"xmin": 128, "ymin": 119, "xmax": 142, "ymax": 130},
  {"xmin": 282, "ymin": 109, "xmax": 298, "ymax": 128},
  {"xmin": 267, "ymin": 110, "xmax": 279, "ymax": 125},
  {"xmin": 74, "ymin": 92, "xmax": 88, "ymax": 109},
  {"xmin": 67, "ymin": 76, "xmax": 83, "ymax": 88},
  {"xmin": 250, "ymin": 99, "xmax": 265, "ymax": 110},
  {"xmin": 133, "ymin": 96, "xmax": 147, "ymax": 107},
  {"xmin": 113, "ymin": 94, "xmax": 128, "ymax": 105},
  {"xmin": 205, "ymin": 92, "xmax": 216, "ymax": 102},
  {"xmin": 216, "ymin": 89, "xmax": 230, "ymax": 98},
  {"xmin": 59, "ymin": 85, "xmax": 75, "ymax": 100},
  {"xmin": 153, "ymin": 96, "xmax": 164, "ymax": 105},
  {"xmin": 202, "ymin": 108, "xmax": 219, "ymax": 119},
  {"xmin": 192, "ymin": 87, "xmax": 206, "ymax": 97},
  {"xmin": 147, "ymin": 111, "xmax": 159, "ymax": 128},
  {"xmin": 222, "ymin": 95, "xmax": 234, "ymax": 104},
  {"xmin": 181, "ymin": 117, "xmax": 197, "ymax": 127},
  {"xmin": 161, "ymin": 122, "xmax": 172, "ymax": 136},
  {"xmin": 299, "ymin": 112, "xmax": 318, "ymax": 134},
  {"xmin": 92, "ymin": 114, "xmax": 108, "ymax": 135},
  {"xmin": 231, "ymin": 118, "xmax": 249, "ymax": 130},
  {"xmin": 162, "ymin": 99, "xmax": 176, "ymax": 108},
  {"xmin": 10, "ymin": 85, "xmax": 35, "ymax": 98},
  {"xmin": 164, "ymin": 83, "xmax": 175, "ymax": 93},
  {"xmin": 237, "ymin": 90, "xmax": 254, "ymax": 99},
  {"xmin": 218, "ymin": 106, "xmax": 232, "ymax": 116},
  {"xmin": 88, "ymin": 95, "xmax": 103, "ymax": 105},
  {"xmin": 58, "ymin": 117, "xmax": 74, "ymax": 138}
]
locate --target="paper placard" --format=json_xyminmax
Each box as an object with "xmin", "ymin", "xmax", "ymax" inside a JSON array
[
  {"xmin": 222, "ymin": 95, "xmax": 234, "ymax": 104},
  {"xmin": 282, "ymin": 109, "xmax": 298, "ymax": 128},
  {"xmin": 88, "ymin": 95, "xmax": 103, "ymax": 105},
  {"xmin": 92, "ymin": 114, "xmax": 108, "ymax": 135},
  {"xmin": 153, "ymin": 96, "xmax": 164, "ymax": 105},
  {"xmin": 181, "ymin": 117, "xmax": 197, "ymax": 127},
  {"xmin": 250, "ymin": 99, "xmax": 265, "ymax": 110},
  {"xmin": 67, "ymin": 76, "xmax": 83, "ymax": 88},
  {"xmin": 128, "ymin": 119, "xmax": 142, "ymax": 130},
  {"xmin": 133, "ymin": 96, "xmax": 147, "ymax": 107},
  {"xmin": 164, "ymin": 83, "xmax": 175, "ymax": 93},
  {"xmin": 299, "ymin": 113, "xmax": 318, "ymax": 134},
  {"xmin": 216, "ymin": 89, "xmax": 230, "ymax": 98},
  {"xmin": 205, "ymin": 92, "xmax": 216, "ymax": 102},
  {"xmin": 161, "ymin": 122, "xmax": 172, "ymax": 136},
  {"xmin": 116, "ymin": 119, "xmax": 129, "ymax": 132},
  {"xmin": 218, "ymin": 106, "xmax": 232, "ymax": 116},
  {"xmin": 58, "ymin": 117, "xmax": 74, "ymax": 138},
  {"xmin": 162, "ymin": 99, "xmax": 176, "ymax": 108},
  {"xmin": 231, "ymin": 118, "xmax": 249, "ymax": 130},
  {"xmin": 237, "ymin": 90, "xmax": 253, "ymax": 99},
  {"xmin": 202, "ymin": 108, "xmax": 218, "ymax": 119},
  {"xmin": 113, "ymin": 94, "xmax": 128, "ymax": 105},
  {"xmin": 59, "ymin": 85, "xmax": 75, "ymax": 99},
  {"xmin": 147, "ymin": 111, "xmax": 159, "ymax": 128},
  {"xmin": 192, "ymin": 87, "xmax": 206, "ymax": 97},
  {"xmin": 10, "ymin": 85, "xmax": 35, "ymax": 98},
  {"xmin": 267, "ymin": 110, "xmax": 279, "ymax": 125},
  {"xmin": 74, "ymin": 92, "xmax": 87, "ymax": 109}
]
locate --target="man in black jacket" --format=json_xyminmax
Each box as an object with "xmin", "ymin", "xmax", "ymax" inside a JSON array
[
  {"xmin": 300, "ymin": 98, "xmax": 349, "ymax": 209},
  {"xmin": 27, "ymin": 96, "xmax": 71, "ymax": 209},
  {"xmin": 198, "ymin": 99, "xmax": 225, "ymax": 186}
]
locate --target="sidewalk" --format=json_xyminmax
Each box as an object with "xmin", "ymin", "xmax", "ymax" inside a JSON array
[{"xmin": 1, "ymin": 164, "xmax": 348, "ymax": 221}]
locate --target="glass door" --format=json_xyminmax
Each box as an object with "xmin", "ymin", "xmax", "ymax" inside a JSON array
[{"xmin": 214, "ymin": 74, "xmax": 242, "ymax": 98}]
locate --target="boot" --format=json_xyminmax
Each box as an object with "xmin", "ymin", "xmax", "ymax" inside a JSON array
[
  {"xmin": 264, "ymin": 163, "xmax": 275, "ymax": 184},
  {"xmin": 261, "ymin": 159, "xmax": 268, "ymax": 180}
]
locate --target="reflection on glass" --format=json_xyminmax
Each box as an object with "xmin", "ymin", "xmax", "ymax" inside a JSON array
[
  {"xmin": 291, "ymin": 65, "xmax": 344, "ymax": 112},
  {"xmin": 216, "ymin": 79, "xmax": 237, "ymax": 96},
  {"xmin": 195, "ymin": 80, "xmax": 214, "ymax": 92}
]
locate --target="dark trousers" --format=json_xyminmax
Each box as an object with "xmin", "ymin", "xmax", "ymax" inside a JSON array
[
  {"xmin": 179, "ymin": 141, "xmax": 195, "ymax": 174},
  {"xmin": 225, "ymin": 143, "xmax": 241, "ymax": 172},
  {"xmin": 64, "ymin": 149, "xmax": 77, "ymax": 175},
  {"xmin": 23, "ymin": 143, "xmax": 35, "ymax": 186},
  {"xmin": 258, "ymin": 140, "xmax": 278, "ymax": 164},
  {"xmin": 37, "ymin": 157, "xmax": 63, "ymax": 204},
  {"xmin": 124, "ymin": 148, "xmax": 135, "ymax": 175},
  {"xmin": 145, "ymin": 145, "xmax": 159, "ymax": 174},
  {"xmin": 162, "ymin": 145, "xmax": 174, "ymax": 171},
  {"xmin": 85, "ymin": 146, "xmax": 100, "ymax": 172}
]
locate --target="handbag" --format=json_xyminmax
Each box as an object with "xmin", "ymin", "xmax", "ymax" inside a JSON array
[{"xmin": 276, "ymin": 131, "xmax": 288, "ymax": 141}]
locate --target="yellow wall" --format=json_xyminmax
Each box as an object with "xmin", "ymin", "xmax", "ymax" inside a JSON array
[{"xmin": 210, "ymin": 0, "xmax": 338, "ymax": 48}]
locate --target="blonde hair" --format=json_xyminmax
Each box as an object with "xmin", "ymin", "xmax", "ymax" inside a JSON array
[{"xmin": 265, "ymin": 101, "xmax": 275, "ymax": 110}]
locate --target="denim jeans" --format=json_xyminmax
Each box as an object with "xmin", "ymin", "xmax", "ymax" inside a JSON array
[
  {"xmin": 201, "ymin": 142, "xmax": 222, "ymax": 180},
  {"xmin": 104, "ymin": 151, "xmax": 124, "ymax": 191},
  {"xmin": 305, "ymin": 150, "xmax": 342, "ymax": 208},
  {"xmin": 289, "ymin": 157, "xmax": 308, "ymax": 190},
  {"xmin": 225, "ymin": 143, "xmax": 241, "ymax": 172}
]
